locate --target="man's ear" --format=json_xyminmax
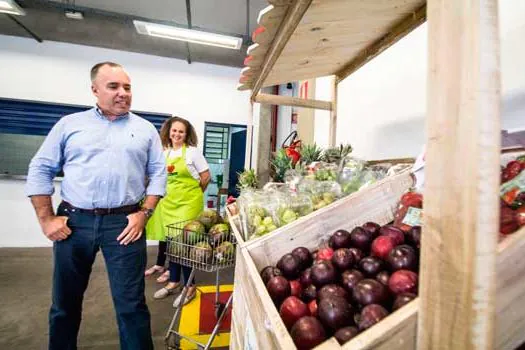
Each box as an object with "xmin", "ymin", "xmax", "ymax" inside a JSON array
[{"xmin": 91, "ymin": 84, "xmax": 97, "ymax": 95}]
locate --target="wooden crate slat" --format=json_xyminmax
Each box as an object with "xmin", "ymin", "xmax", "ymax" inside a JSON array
[
  {"xmin": 245, "ymin": 171, "xmax": 413, "ymax": 266},
  {"xmin": 495, "ymin": 226, "xmax": 525, "ymax": 349}
]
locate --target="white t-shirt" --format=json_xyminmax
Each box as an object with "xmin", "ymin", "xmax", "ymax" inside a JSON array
[{"xmin": 164, "ymin": 146, "xmax": 209, "ymax": 181}]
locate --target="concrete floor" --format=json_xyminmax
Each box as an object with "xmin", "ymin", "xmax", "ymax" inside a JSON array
[{"xmin": 0, "ymin": 246, "xmax": 233, "ymax": 349}]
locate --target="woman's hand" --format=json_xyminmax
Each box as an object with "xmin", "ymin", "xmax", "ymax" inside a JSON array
[{"xmin": 200, "ymin": 170, "xmax": 211, "ymax": 191}]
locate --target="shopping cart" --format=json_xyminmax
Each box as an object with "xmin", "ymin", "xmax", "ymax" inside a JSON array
[{"xmin": 164, "ymin": 219, "xmax": 236, "ymax": 350}]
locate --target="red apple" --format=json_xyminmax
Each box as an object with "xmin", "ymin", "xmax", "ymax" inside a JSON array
[
  {"xmin": 389, "ymin": 270, "xmax": 418, "ymax": 295},
  {"xmin": 317, "ymin": 247, "xmax": 334, "ymax": 261},
  {"xmin": 290, "ymin": 279, "xmax": 303, "ymax": 297},
  {"xmin": 308, "ymin": 299, "xmax": 318, "ymax": 317},
  {"xmin": 279, "ymin": 296, "xmax": 310, "ymax": 329},
  {"xmin": 379, "ymin": 225, "xmax": 405, "ymax": 245},
  {"xmin": 371, "ymin": 236, "xmax": 396, "ymax": 260}
]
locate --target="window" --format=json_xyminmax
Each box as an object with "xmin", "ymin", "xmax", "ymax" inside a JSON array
[
  {"xmin": 203, "ymin": 123, "xmax": 230, "ymax": 164},
  {"xmin": 0, "ymin": 98, "xmax": 169, "ymax": 175}
]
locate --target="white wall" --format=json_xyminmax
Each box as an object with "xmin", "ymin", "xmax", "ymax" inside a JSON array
[
  {"xmin": 0, "ymin": 34, "xmax": 251, "ymax": 247},
  {"xmin": 315, "ymin": 0, "xmax": 525, "ymax": 160}
]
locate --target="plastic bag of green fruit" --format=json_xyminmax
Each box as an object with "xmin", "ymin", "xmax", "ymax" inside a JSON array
[
  {"xmin": 338, "ymin": 156, "xmax": 367, "ymax": 195},
  {"xmin": 238, "ymin": 189, "xmax": 282, "ymax": 241},
  {"xmin": 303, "ymin": 162, "xmax": 339, "ymax": 182},
  {"xmin": 297, "ymin": 179, "xmax": 342, "ymax": 210},
  {"xmin": 275, "ymin": 190, "xmax": 314, "ymax": 226}
]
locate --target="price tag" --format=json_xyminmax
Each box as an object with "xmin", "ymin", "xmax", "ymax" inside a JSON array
[{"xmin": 402, "ymin": 207, "xmax": 423, "ymax": 227}]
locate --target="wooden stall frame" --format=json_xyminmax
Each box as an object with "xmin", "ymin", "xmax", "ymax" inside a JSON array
[{"xmin": 233, "ymin": 0, "xmax": 524, "ymax": 349}]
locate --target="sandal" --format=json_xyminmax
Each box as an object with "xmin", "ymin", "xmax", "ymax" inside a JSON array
[
  {"xmin": 173, "ymin": 287, "xmax": 197, "ymax": 308},
  {"xmin": 156, "ymin": 270, "xmax": 170, "ymax": 283},
  {"xmin": 145, "ymin": 265, "xmax": 165, "ymax": 277},
  {"xmin": 153, "ymin": 284, "xmax": 182, "ymax": 300}
]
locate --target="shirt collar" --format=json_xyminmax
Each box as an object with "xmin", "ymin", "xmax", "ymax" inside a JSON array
[{"xmin": 94, "ymin": 105, "xmax": 130, "ymax": 120}]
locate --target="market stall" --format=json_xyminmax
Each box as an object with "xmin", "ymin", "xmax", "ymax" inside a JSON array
[{"xmin": 230, "ymin": 0, "xmax": 525, "ymax": 349}]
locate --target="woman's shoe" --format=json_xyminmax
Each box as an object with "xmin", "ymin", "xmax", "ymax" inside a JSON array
[
  {"xmin": 173, "ymin": 287, "xmax": 197, "ymax": 308},
  {"xmin": 153, "ymin": 284, "xmax": 182, "ymax": 300},
  {"xmin": 156, "ymin": 270, "xmax": 170, "ymax": 283},
  {"xmin": 145, "ymin": 265, "xmax": 165, "ymax": 277}
]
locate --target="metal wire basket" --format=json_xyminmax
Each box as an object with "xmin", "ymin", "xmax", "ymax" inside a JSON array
[{"xmin": 165, "ymin": 219, "xmax": 236, "ymax": 272}]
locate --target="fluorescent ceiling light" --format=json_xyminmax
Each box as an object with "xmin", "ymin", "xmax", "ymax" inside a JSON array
[
  {"xmin": 133, "ymin": 20, "xmax": 242, "ymax": 50},
  {"xmin": 0, "ymin": 0, "xmax": 25, "ymax": 16}
]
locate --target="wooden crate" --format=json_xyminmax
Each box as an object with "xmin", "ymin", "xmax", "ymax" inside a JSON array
[
  {"xmin": 230, "ymin": 170, "xmax": 415, "ymax": 349},
  {"xmin": 228, "ymin": 170, "xmax": 414, "ymax": 248},
  {"xmin": 230, "ymin": 160, "xmax": 525, "ymax": 349},
  {"xmin": 231, "ymin": 214, "xmax": 525, "ymax": 349}
]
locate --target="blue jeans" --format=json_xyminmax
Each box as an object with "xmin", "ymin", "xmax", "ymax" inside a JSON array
[
  {"xmin": 49, "ymin": 203, "xmax": 153, "ymax": 350},
  {"xmin": 168, "ymin": 262, "xmax": 194, "ymax": 285}
]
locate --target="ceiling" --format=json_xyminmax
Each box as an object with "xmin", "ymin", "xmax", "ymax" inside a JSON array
[{"xmin": 0, "ymin": 0, "xmax": 269, "ymax": 67}]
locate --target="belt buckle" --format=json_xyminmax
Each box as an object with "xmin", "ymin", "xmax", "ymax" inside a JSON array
[{"xmin": 93, "ymin": 208, "xmax": 105, "ymax": 215}]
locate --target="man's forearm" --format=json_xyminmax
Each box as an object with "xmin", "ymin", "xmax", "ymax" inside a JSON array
[
  {"xmin": 142, "ymin": 195, "xmax": 161, "ymax": 210},
  {"xmin": 30, "ymin": 195, "xmax": 55, "ymax": 224}
]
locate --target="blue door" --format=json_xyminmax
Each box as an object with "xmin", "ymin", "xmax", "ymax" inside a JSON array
[{"xmin": 228, "ymin": 129, "xmax": 247, "ymax": 197}]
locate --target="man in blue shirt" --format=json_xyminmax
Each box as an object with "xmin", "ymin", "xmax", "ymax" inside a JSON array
[{"xmin": 26, "ymin": 62, "xmax": 166, "ymax": 350}]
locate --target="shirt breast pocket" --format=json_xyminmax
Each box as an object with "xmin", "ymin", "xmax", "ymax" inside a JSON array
[{"xmin": 121, "ymin": 130, "xmax": 150, "ymax": 159}]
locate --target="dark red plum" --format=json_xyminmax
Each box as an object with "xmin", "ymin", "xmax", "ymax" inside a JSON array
[
  {"xmin": 358, "ymin": 304, "xmax": 389, "ymax": 331},
  {"xmin": 331, "ymin": 248, "xmax": 354, "ymax": 271},
  {"xmin": 317, "ymin": 296, "xmax": 355, "ymax": 331},
  {"xmin": 352, "ymin": 279, "xmax": 389, "ymax": 307},
  {"xmin": 359, "ymin": 256, "xmax": 385, "ymax": 277},
  {"xmin": 329, "ymin": 229, "xmax": 352, "ymax": 249},
  {"xmin": 341, "ymin": 269, "xmax": 364, "ymax": 294}
]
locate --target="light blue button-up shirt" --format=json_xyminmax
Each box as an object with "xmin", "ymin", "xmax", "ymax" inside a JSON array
[{"xmin": 25, "ymin": 108, "xmax": 167, "ymax": 209}]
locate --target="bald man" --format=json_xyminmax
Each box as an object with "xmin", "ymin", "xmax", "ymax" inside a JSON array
[{"xmin": 26, "ymin": 62, "xmax": 166, "ymax": 350}]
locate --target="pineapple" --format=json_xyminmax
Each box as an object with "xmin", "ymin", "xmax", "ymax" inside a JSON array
[
  {"xmin": 270, "ymin": 149, "xmax": 293, "ymax": 183},
  {"xmin": 322, "ymin": 144, "xmax": 353, "ymax": 164},
  {"xmin": 236, "ymin": 169, "xmax": 258, "ymax": 191},
  {"xmin": 300, "ymin": 143, "xmax": 323, "ymax": 166}
]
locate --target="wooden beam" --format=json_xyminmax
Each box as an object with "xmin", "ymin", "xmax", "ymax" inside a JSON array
[
  {"xmin": 336, "ymin": 4, "xmax": 426, "ymax": 83},
  {"xmin": 418, "ymin": 0, "xmax": 501, "ymax": 349},
  {"xmin": 254, "ymin": 93, "xmax": 332, "ymax": 111},
  {"xmin": 329, "ymin": 76, "xmax": 337, "ymax": 147},
  {"xmin": 250, "ymin": 0, "xmax": 313, "ymax": 100}
]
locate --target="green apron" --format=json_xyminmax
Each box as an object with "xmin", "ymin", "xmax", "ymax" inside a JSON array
[{"xmin": 146, "ymin": 144, "xmax": 203, "ymax": 241}]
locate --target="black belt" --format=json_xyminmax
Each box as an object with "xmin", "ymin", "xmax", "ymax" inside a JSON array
[{"xmin": 61, "ymin": 201, "xmax": 140, "ymax": 216}]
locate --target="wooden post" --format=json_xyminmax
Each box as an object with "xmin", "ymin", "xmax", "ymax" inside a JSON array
[
  {"xmin": 419, "ymin": 0, "xmax": 501, "ymax": 349},
  {"xmin": 329, "ymin": 75, "xmax": 338, "ymax": 147}
]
